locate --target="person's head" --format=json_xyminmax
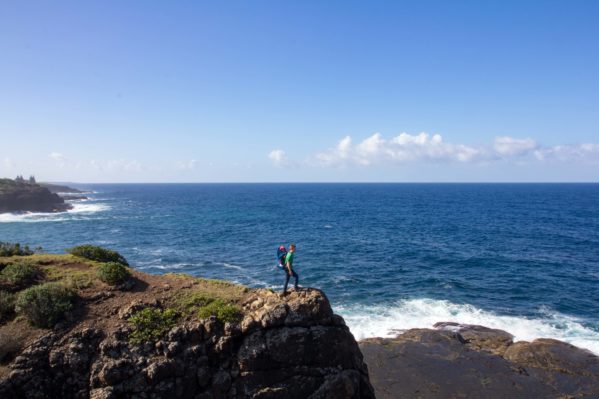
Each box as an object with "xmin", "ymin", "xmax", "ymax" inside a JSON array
[{"xmin": 289, "ymin": 244, "xmax": 296, "ymax": 252}]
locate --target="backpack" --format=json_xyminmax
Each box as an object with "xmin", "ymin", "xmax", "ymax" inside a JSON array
[{"xmin": 276, "ymin": 246, "xmax": 287, "ymax": 268}]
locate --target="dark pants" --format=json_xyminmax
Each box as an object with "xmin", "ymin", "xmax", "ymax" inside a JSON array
[{"xmin": 284, "ymin": 269, "xmax": 299, "ymax": 293}]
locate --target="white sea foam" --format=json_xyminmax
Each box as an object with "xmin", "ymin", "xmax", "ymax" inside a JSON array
[
  {"xmin": 0, "ymin": 202, "xmax": 110, "ymax": 223},
  {"xmin": 335, "ymin": 298, "xmax": 599, "ymax": 355},
  {"xmin": 222, "ymin": 263, "xmax": 245, "ymax": 271}
]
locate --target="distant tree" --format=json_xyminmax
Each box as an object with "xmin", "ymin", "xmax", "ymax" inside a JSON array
[
  {"xmin": 14, "ymin": 175, "xmax": 24, "ymax": 183},
  {"xmin": 28, "ymin": 176, "xmax": 36, "ymax": 184}
]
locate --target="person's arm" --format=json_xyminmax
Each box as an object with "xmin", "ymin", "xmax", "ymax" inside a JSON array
[{"xmin": 285, "ymin": 260, "xmax": 293, "ymax": 274}]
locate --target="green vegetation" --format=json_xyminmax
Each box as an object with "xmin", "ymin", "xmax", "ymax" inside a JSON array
[
  {"xmin": 15, "ymin": 283, "xmax": 75, "ymax": 328},
  {"xmin": 44, "ymin": 266, "xmax": 95, "ymax": 290},
  {"xmin": 67, "ymin": 245, "xmax": 129, "ymax": 266},
  {"xmin": 197, "ymin": 299, "xmax": 241, "ymax": 323},
  {"xmin": 167, "ymin": 276, "xmax": 246, "ymax": 324},
  {"xmin": 0, "ymin": 331, "xmax": 22, "ymax": 363},
  {"xmin": 97, "ymin": 262, "xmax": 130, "ymax": 285},
  {"xmin": 174, "ymin": 291, "xmax": 215, "ymax": 311},
  {"xmin": 128, "ymin": 307, "xmax": 180, "ymax": 344},
  {"xmin": 0, "ymin": 261, "xmax": 39, "ymax": 287},
  {"xmin": 0, "ymin": 291, "xmax": 16, "ymax": 321},
  {"xmin": 172, "ymin": 290, "xmax": 242, "ymax": 324},
  {"xmin": 0, "ymin": 242, "xmax": 35, "ymax": 257}
]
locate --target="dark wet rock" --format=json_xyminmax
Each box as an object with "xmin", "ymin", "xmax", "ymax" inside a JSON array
[
  {"xmin": 434, "ymin": 322, "xmax": 514, "ymax": 356},
  {"xmin": 38, "ymin": 183, "xmax": 85, "ymax": 194},
  {"xmin": 360, "ymin": 327, "xmax": 599, "ymax": 399}
]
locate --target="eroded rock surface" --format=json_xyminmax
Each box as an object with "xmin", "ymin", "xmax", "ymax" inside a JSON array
[
  {"xmin": 360, "ymin": 323, "xmax": 599, "ymax": 399},
  {"xmin": 0, "ymin": 288, "xmax": 374, "ymax": 399}
]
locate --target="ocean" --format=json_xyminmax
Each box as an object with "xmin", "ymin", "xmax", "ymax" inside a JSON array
[{"xmin": 1, "ymin": 183, "xmax": 598, "ymax": 353}]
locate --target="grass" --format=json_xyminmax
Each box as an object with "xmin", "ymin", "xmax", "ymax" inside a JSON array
[
  {"xmin": 15, "ymin": 282, "xmax": 76, "ymax": 328},
  {"xmin": 0, "ymin": 254, "xmax": 99, "ymax": 291},
  {"xmin": 197, "ymin": 299, "xmax": 242, "ymax": 323},
  {"xmin": 44, "ymin": 266, "xmax": 95, "ymax": 290},
  {"xmin": 0, "ymin": 254, "xmax": 101, "ymax": 268},
  {"xmin": 171, "ymin": 286, "xmax": 243, "ymax": 324},
  {"xmin": 128, "ymin": 307, "xmax": 180, "ymax": 344}
]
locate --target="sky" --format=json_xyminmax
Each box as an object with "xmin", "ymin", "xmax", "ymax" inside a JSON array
[{"xmin": 1, "ymin": 1, "xmax": 598, "ymax": 182}]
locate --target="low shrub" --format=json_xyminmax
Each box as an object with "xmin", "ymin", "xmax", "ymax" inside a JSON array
[
  {"xmin": 0, "ymin": 331, "xmax": 22, "ymax": 363},
  {"xmin": 15, "ymin": 283, "xmax": 75, "ymax": 328},
  {"xmin": 128, "ymin": 307, "xmax": 180, "ymax": 344},
  {"xmin": 67, "ymin": 245, "xmax": 129, "ymax": 266},
  {"xmin": 97, "ymin": 262, "xmax": 130, "ymax": 285},
  {"xmin": 0, "ymin": 291, "xmax": 15, "ymax": 321},
  {"xmin": 0, "ymin": 242, "xmax": 35, "ymax": 257},
  {"xmin": 174, "ymin": 291, "xmax": 216, "ymax": 312},
  {"xmin": 197, "ymin": 299, "xmax": 242, "ymax": 323},
  {"xmin": 0, "ymin": 261, "xmax": 39, "ymax": 287}
]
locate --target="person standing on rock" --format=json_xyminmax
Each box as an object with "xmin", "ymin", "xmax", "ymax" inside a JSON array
[{"xmin": 283, "ymin": 243, "xmax": 299, "ymax": 295}]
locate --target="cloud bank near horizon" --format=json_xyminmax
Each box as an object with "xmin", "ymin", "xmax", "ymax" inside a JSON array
[{"xmin": 269, "ymin": 132, "xmax": 599, "ymax": 168}]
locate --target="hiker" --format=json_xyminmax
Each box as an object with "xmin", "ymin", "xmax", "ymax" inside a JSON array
[{"xmin": 282, "ymin": 243, "xmax": 299, "ymax": 294}]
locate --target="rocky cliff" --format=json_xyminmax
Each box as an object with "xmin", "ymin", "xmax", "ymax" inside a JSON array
[
  {"xmin": 0, "ymin": 254, "xmax": 374, "ymax": 399},
  {"xmin": 360, "ymin": 322, "xmax": 599, "ymax": 399},
  {"xmin": 0, "ymin": 179, "xmax": 71, "ymax": 213}
]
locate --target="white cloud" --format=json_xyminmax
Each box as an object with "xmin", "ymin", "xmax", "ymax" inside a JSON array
[
  {"xmin": 535, "ymin": 142, "xmax": 599, "ymax": 163},
  {"xmin": 494, "ymin": 136, "xmax": 538, "ymax": 157},
  {"xmin": 89, "ymin": 159, "xmax": 144, "ymax": 172},
  {"xmin": 315, "ymin": 132, "xmax": 484, "ymax": 166},
  {"xmin": 268, "ymin": 149, "xmax": 288, "ymax": 167},
  {"xmin": 49, "ymin": 152, "xmax": 67, "ymax": 168},
  {"xmin": 177, "ymin": 160, "xmax": 197, "ymax": 171},
  {"xmin": 311, "ymin": 132, "xmax": 599, "ymax": 167},
  {"xmin": 3, "ymin": 157, "xmax": 15, "ymax": 169}
]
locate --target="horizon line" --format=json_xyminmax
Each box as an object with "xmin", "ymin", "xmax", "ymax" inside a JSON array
[{"xmin": 44, "ymin": 181, "xmax": 599, "ymax": 185}]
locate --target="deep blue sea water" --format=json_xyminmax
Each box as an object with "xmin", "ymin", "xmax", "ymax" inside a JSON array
[{"xmin": 2, "ymin": 183, "xmax": 598, "ymax": 353}]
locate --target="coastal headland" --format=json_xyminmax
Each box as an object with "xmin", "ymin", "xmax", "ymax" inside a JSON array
[
  {"xmin": 0, "ymin": 178, "xmax": 87, "ymax": 214},
  {"xmin": 0, "ymin": 246, "xmax": 597, "ymax": 398}
]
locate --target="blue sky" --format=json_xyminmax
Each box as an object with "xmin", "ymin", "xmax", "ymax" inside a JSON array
[{"xmin": 1, "ymin": 1, "xmax": 598, "ymax": 182}]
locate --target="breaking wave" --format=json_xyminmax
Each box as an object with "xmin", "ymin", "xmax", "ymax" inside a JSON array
[
  {"xmin": 0, "ymin": 202, "xmax": 110, "ymax": 223},
  {"xmin": 335, "ymin": 298, "xmax": 599, "ymax": 354}
]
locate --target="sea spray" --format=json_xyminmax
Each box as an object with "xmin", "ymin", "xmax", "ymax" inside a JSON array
[{"xmin": 335, "ymin": 298, "xmax": 599, "ymax": 354}]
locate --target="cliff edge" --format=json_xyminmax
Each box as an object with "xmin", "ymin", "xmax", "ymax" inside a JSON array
[{"xmin": 0, "ymin": 252, "xmax": 374, "ymax": 399}]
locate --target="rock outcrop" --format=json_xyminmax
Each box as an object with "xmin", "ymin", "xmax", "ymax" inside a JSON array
[
  {"xmin": 0, "ymin": 288, "xmax": 374, "ymax": 399},
  {"xmin": 38, "ymin": 183, "xmax": 85, "ymax": 194},
  {"xmin": 360, "ymin": 323, "xmax": 599, "ymax": 399},
  {"xmin": 0, "ymin": 179, "xmax": 71, "ymax": 213}
]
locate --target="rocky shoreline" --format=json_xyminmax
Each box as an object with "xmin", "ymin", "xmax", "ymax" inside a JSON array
[
  {"xmin": 360, "ymin": 322, "xmax": 599, "ymax": 398},
  {"xmin": 0, "ymin": 251, "xmax": 597, "ymax": 398}
]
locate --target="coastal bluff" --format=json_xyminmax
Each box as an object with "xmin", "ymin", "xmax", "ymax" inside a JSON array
[
  {"xmin": 0, "ymin": 253, "xmax": 374, "ymax": 399},
  {"xmin": 0, "ymin": 179, "xmax": 72, "ymax": 213}
]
